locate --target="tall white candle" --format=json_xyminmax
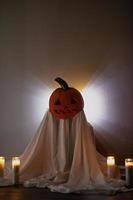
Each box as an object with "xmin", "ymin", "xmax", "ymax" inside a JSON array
[
  {"xmin": 125, "ymin": 158, "xmax": 133, "ymax": 187},
  {"xmin": 0, "ymin": 157, "xmax": 5, "ymax": 179},
  {"xmin": 12, "ymin": 157, "xmax": 20, "ymax": 185},
  {"xmin": 107, "ymin": 156, "xmax": 116, "ymax": 178}
]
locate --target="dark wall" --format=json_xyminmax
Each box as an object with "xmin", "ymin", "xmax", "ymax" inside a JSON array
[{"xmin": 0, "ymin": 0, "xmax": 132, "ymax": 163}]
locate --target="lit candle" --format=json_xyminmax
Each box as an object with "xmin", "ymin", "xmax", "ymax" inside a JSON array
[
  {"xmin": 0, "ymin": 157, "xmax": 5, "ymax": 179},
  {"xmin": 125, "ymin": 158, "xmax": 133, "ymax": 187},
  {"xmin": 12, "ymin": 157, "xmax": 20, "ymax": 185},
  {"xmin": 107, "ymin": 156, "xmax": 116, "ymax": 178}
]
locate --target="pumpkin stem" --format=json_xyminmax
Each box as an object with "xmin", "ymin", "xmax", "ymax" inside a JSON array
[{"xmin": 55, "ymin": 77, "xmax": 69, "ymax": 90}]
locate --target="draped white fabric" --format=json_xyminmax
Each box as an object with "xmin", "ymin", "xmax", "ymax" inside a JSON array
[
  {"xmin": 4, "ymin": 110, "xmax": 130, "ymax": 194},
  {"xmin": 20, "ymin": 110, "xmax": 106, "ymax": 182}
]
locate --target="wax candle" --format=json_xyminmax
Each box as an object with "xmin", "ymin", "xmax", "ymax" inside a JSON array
[
  {"xmin": 107, "ymin": 156, "xmax": 116, "ymax": 178},
  {"xmin": 12, "ymin": 157, "xmax": 20, "ymax": 185},
  {"xmin": 0, "ymin": 157, "xmax": 5, "ymax": 179},
  {"xmin": 125, "ymin": 158, "xmax": 133, "ymax": 187}
]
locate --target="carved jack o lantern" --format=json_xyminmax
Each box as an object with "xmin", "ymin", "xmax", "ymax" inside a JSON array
[{"xmin": 49, "ymin": 77, "xmax": 84, "ymax": 119}]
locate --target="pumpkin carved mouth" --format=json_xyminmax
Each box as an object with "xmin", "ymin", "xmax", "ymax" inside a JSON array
[{"xmin": 49, "ymin": 77, "xmax": 84, "ymax": 119}]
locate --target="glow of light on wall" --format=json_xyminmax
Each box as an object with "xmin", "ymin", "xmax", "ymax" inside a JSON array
[
  {"xmin": 81, "ymin": 85, "xmax": 106, "ymax": 125},
  {"xmin": 33, "ymin": 86, "xmax": 52, "ymax": 122},
  {"xmin": 23, "ymin": 74, "xmax": 53, "ymax": 128}
]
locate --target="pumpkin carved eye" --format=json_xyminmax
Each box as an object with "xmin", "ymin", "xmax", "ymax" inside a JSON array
[
  {"xmin": 71, "ymin": 98, "xmax": 76, "ymax": 104},
  {"xmin": 54, "ymin": 99, "xmax": 61, "ymax": 105}
]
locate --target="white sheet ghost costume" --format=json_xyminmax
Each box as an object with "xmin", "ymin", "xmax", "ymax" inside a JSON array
[
  {"xmin": 3, "ymin": 76, "xmax": 130, "ymax": 194},
  {"xmin": 4, "ymin": 109, "xmax": 129, "ymax": 194}
]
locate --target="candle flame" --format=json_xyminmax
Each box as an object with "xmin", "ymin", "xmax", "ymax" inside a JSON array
[
  {"xmin": 12, "ymin": 157, "xmax": 20, "ymax": 168},
  {"xmin": 0, "ymin": 157, "xmax": 5, "ymax": 165},
  {"xmin": 125, "ymin": 158, "xmax": 133, "ymax": 167},
  {"xmin": 107, "ymin": 156, "xmax": 115, "ymax": 166}
]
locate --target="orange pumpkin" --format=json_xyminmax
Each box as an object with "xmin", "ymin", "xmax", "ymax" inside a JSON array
[{"xmin": 49, "ymin": 77, "xmax": 84, "ymax": 119}]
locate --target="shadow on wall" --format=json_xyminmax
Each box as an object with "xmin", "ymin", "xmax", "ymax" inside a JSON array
[{"xmin": 94, "ymin": 122, "xmax": 133, "ymax": 164}]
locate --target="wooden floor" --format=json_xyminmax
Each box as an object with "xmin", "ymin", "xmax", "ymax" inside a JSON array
[{"xmin": 0, "ymin": 186, "xmax": 133, "ymax": 200}]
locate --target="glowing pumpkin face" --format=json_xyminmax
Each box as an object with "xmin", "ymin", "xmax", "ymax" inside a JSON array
[{"xmin": 49, "ymin": 77, "xmax": 84, "ymax": 119}]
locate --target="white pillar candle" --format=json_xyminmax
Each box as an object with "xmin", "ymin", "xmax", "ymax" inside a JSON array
[
  {"xmin": 0, "ymin": 157, "xmax": 5, "ymax": 179},
  {"xmin": 12, "ymin": 157, "xmax": 20, "ymax": 185},
  {"xmin": 107, "ymin": 156, "xmax": 116, "ymax": 178},
  {"xmin": 125, "ymin": 158, "xmax": 133, "ymax": 187}
]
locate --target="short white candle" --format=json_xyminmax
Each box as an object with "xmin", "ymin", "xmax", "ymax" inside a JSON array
[
  {"xmin": 12, "ymin": 157, "xmax": 20, "ymax": 185},
  {"xmin": 0, "ymin": 157, "xmax": 5, "ymax": 179},
  {"xmin": 107, "ymin": 156, "xmax": 116, "ymax": 178},
  {"xmin": 125, "ymin": 158, "xmax": 133, "ymax": 187}
]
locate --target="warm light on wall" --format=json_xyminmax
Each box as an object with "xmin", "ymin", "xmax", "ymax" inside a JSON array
[
  {"xmin": 82, "ymin": 85, "xmax": 106, "ymax": 124},
  {"xmin": 34, "ymin": 87, "xmax": 52, "ymax": 120},
  {"xmin": 23, "ymin": 77, "xmax": 53, "ymax": 137}
]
